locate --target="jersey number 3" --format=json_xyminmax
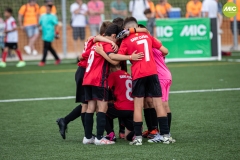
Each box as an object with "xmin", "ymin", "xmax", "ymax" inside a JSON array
[
  {"xmin": 86, "ymin": 51, "xmax": 94, "ymax": 72},
  {"xmin": 125, "ymin": 79, "xmax": 133, "ymax": 101},
  {"xmin": 137, "ymin": 39, "xmax": 150, "ymax": 62}
]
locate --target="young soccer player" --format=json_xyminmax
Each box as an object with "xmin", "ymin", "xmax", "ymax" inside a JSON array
[
  {"xmin": 38, "ymin": 4, "xmax": 60, "ymax": 66},
  {"xmin": 109, "ymin": 17, "xmax": 175, "ymax": 145},
  {"xmin": 56, "ymin": 21, "xmax": 116, "ymax": 139},
  {"xmin": 82, "ymin": 24, "xmax": 143, "ymax": 145},
  {"xmin": 0, "ymin": 8, "xmax": 26, "ymax": 68},
  {"xmin": 0, "ymin": 17, "xmax": 4, "ymax": 52}
]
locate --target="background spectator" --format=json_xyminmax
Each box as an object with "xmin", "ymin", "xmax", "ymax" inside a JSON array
[
  {"xmin": 144, "ymin": 9, "xmax": 156, "ymax": 37},
  {"xmin": 38, "ymin": 4, "xmax": 60, "ymax": 66},
  {"xmin": 39, "ymin": 0, "xmax": 57, "ymax": 16},
  {"xmin": 129, "ymin": 0, "xmax": 149, "ymax": 21},
  {"xmin": 186, "ymin": 0, "xmax": 202, "ymax": 18},
  {"xmin": 70, "ymin": 0, "xmax": 88, "ymax": 55},
  {"xmin": 155, "ymin": 0, "xmax": 172, "ymax": 18},
  {"xmin": 110, "ymin": 0, "xmax": 127, "ymax": 20},
  {"xmin": 216, "ymin": 0, "xmax": 223, "ymax": 33},
  {"xmin": 0, "ymin": 7, "xmax": 25, "ymax": 68},
  {"xmin": 88, "ymin": 0, "xmax": 104, "ymax": 36},
  {"xmin": 18, "ymin": 0, "xmax": 39, "ymax": 55},
  {"xmin": 148, "ymin": 0, "xmax": 156, "ymax": 17},
  {"xmin": 201, "ymin": 0, "xmax": 218, "ymax": 18}
]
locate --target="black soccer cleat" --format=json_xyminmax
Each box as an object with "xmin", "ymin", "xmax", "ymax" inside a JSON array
[{"xmin": 56, "ymin": 118, "xmax": 67, "ymax": 140}]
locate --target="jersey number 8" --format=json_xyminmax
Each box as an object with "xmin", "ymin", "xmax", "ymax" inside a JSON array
[{"xmin": 125, "ymin": 79, "xmax": 133, "ymax": 101}]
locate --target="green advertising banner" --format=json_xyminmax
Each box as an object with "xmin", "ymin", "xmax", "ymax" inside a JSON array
[{"xmin": 138, "ymin": 18, "xmax": 211, "ymax": 59}]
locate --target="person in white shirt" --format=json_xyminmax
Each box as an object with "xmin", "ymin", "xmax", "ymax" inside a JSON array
[
  {"xmin": 70, "ymin": 0, "xmax": 88, "ymax": 55},
  {"xmin": 129, "ymin": 0, "xmax": 149, "ymax": 21},
  {"xmin": 0, "ymin": 8, "xmax": 26, "ymax": 68},
  {"xmin": 201, "ymin": 0, "xmax": 218, "ymax": 18}
]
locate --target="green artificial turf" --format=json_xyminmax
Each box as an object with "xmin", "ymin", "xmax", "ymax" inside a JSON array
[{"xmin": 0, "ymin": 60, "xmax": 240, "ymax": 160}]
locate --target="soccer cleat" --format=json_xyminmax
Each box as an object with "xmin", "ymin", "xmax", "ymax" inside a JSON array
[
  {"xmin": 83, "ymin": 136, "xmax": 95, "ymax": 144},
  {"xmin": 56, "ymin": 118, "xmax": 67, "ymax": 139},
  {"xmin": 119, "ymin": 132, "xmax": 125, "ymax": 139},
  {"xmin": 148, "ymin": 133, "xmax": 162, "ymax": 143},
  {"xmin": 147, "ymin": 129, "xmax": 159, "ymax": 139},
  {"xmin": 55, "ymin": 59, "xmax": 61, "ymax": 65},
  {"xmin": 129, "ymin": 136, "xmax": 142, "ymax": 146},
  {"xmin": 94, "ymin": 137, "xmax": 115, "ymax": 145},
  {"xmin": 105, "ymin": 132, "xmax": 117, "ymax": 142},
  {"xmin": 38, "ymin": 62, "xmax": 45, "ymax": 66},
  {"xmin": 16, "ymin": 61, "xmax": 26, "ymax": 68},
  {"xmin": 24, "ymin": 45, "xmax": 31, "ymax": 55},
  {"xmin": 0, "ymin": 61, "xmax": 6, "ymax": 68},
  {"xmin": 142, "ymin": 130, "xmax": 150, "ymax": 138}
]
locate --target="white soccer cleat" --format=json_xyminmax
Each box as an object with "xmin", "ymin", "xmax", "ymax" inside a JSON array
[
  {"xmin": 82, "ymin": 137, "xmax": 95, "ymax": 144},
  {"xmin": 24, "ymin": 46, "xmax": 31, "ymax": 55},
  {"xmin": 162, "ymin": 135, "xmax": 176, "ymax": 144},
  {"xmin": 94, "ymin": 137, "xmax": 115, "ymax": 145},
  {"xmin": 148, "ymin": 133, "xmax": 162, "ymax": 143},
  {"xmin": 129, "ymin": 136, "xmax": 142, "ymax": 146}
]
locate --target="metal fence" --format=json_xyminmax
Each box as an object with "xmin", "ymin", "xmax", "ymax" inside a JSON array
[{"xmin": 0, "ymin": 0, "xmax": 235, "ymax": 57}]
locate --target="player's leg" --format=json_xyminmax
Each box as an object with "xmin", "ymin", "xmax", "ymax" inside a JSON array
[
  {"xmin": 142, "ymin": 99, "xmax": 152, "ymax": 138},
  {"xmin": 129, "ymin": 77, "xmax": 146, "ymax": 145},
  {"xmin": 39, "ymin": 41, "xmax": 49, "ymax": 66},
  {"xmin": 48, "ymin": 42, "xmax": 60, "ymax": 65},
  {"xmin": 104, "ymin": 103, "xmax": 117, "ymax": 141},
  {"xmin": 83, "ymin": 99, "xmax": 96, "ymax": 144},
  {"xmin": 0, "ymin": 45, "xmax": 9, "ymax": 67},
  {"xmin": 118, "ymin": 118, "xmax": 125, "ymax": 139},
  {"xmin": 13, "ymin": 44, "xmax": 26, "ymax": 67},
  {"xmin": 146, "ymin": 75, "xmax": 175, "ymax": 144}
]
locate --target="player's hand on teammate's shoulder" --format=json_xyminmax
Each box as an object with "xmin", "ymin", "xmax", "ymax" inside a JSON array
[
  {"xmin": 131, "ymin": 50, "xmax": 144, "ymax": 61},
  {"xmin": 95, "ymin": 43, "xmax": 104, "ymax": 55}
]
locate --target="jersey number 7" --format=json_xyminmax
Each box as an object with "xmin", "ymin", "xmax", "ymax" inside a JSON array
[{"xmin": 137, "ymin": 39, "xmax": 150, "ymax": 62}]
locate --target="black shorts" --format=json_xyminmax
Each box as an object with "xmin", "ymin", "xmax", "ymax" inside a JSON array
[
  {"xmin": 84, "ymin": 86, "xmax": 109, "ymax": 101},
  {"xmin": 106, "ymin": 103, "xmax": 134, "ymax": 131},
  {"xmin": 132, "ymin": 75, "xmax": 162, "ymax": 97},
  {"xmin": 75, "ymin": 67, "xmax": 87, "ymax": 104},
  {"xmin": 230, "ymin": 21, "xmax": 240, "ymax": 35},
  {"xmin": 5, "ymin": 43, "xmax": 18, "ymax": 50},
  {"xmin": 72, "ymin": 27, "xmax": 86, "ymax": 40}
]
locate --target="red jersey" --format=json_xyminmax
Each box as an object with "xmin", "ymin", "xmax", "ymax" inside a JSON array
[
  {"xmin": 108, "ymin": 70, "xmax": 134, "ymax": 111},
  {"xmin": 83, "ymin": 42, "xmax": 114, "ymax": 87},
  {"xmin": 118, "ymin": 33, "xmax": 162, "ymax": 80},
  {"xmin": 77, "ymin": 37, "xmax": 95, "ymax": 68}
]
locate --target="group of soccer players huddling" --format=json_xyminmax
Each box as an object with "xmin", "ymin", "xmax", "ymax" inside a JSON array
[{"xmin": 57, "ymin": 16, "xmax": 175, "ymax": 146}]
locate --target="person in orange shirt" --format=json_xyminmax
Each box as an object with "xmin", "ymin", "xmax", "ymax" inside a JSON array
[
  {"xmin": 39, "ymin": 0, "xmax": 57, "ymax": 16},
  {"xmin": 186, "ymin": 0, "xmax": 202, "ymax": 18},
  {"xmin": 18, "ymin": 0, "xmax": 39, "ymax": 55},
  {"xmin": 155, "ymin": 0, "xmax": 172, "ymax": 18},
  {"xmin": 148, "ymin": 0, "xmax": 156, "ymax": 17},
  {"xmin": 228, "ymin": 0, "xmax": 240, "ymax": 35}
]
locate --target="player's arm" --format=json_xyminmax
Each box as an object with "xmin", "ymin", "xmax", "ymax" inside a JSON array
[
  {"xmin": 94, "ymin": 35, "xmax": 118, "ymax": 52},
  {"xmin": 95, "ymin": 44, "xmax": 119, "ymax": 65},
  {"xmin": 109, "ymin": 51, "xmax": 144, "ymax": 61},
  {"xmin": 5, "ymin": 21, "xmax": 17, "ymax": 33},
  {"xmin": 160, "ymin": 46, "xmax": 168, "ymax": 56}
]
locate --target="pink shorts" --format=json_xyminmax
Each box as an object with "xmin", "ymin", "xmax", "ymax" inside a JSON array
[{"xmin": 160, "ymin": 79, "xmax": 172, "ymax": 102}]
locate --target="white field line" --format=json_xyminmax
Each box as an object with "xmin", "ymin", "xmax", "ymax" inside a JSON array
[{"xmin": 0, "ymin": 88, "xmax": 240, "ymax": 103}]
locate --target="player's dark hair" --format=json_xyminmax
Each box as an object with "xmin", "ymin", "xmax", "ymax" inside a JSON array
[
  {"xmin": 47, "ymin": 4, "xmax": 53, "ymax": 9},
  {"xmin": 5, "ymin": 7, "xmax": 13, "ymax": 14},
  {"xmin": 123, "ymin": 17, "xmax": 138, "ymax": 28},
  {"xmin": 112, "ymin": 17, "xmax": 124, "ymax": 29},
  {"xmin": 138, "ymin": 24, "xmax": 147, "ymax": 28},
  {"xmin": 144, "ymin": 8, "xmax": 152, "ymax": 15},
  {"xmin": 105, "ymin": 24, "xmax": 122, "ymax": 36},
  {"xmin": 100, "ymin": 21, "xmax": 112, "ymax": 35}
]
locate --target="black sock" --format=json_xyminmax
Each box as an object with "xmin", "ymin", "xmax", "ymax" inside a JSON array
[
  {"xmin": 105, "ymin": 115, "xmax": 114, "ymax": 134},
  {"xmin": 133, "ymin": 122, "xmax": 143, "ymax": 136},
  {"xmin": 84, "ymin": 113, "xmax": 94, "ymax": 139},
  {"xmin": 143, "ymin": 109, "xmax": 152, "ymax": 131},
  {"xmin": 167, "ymin": 113, "xmax": 172, "ymax": 132},
  {"xmin": 118, "ymin": 118, "xmax": 125, "ymax": 133},
  {"xmin": 64, "ymin": 104, "xmax": 82, "ymax": 124},
  {"xmin": 126, "ymin": 131, "xmax": 135, "ymax": 141},
  {"xmin": 96, "ymin": 112, "xmax": 106, "ymax": 140},
  {"xmin": 81, "ymin": 112, "xmax": 86, "ymax": 129},
  {"xmin": 158, "ymin": 117, "xmax": 169, "ymax": 135},
  {"xmin": 150, "ymin": 108, "xmax": 158, "ymax": 130}
]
